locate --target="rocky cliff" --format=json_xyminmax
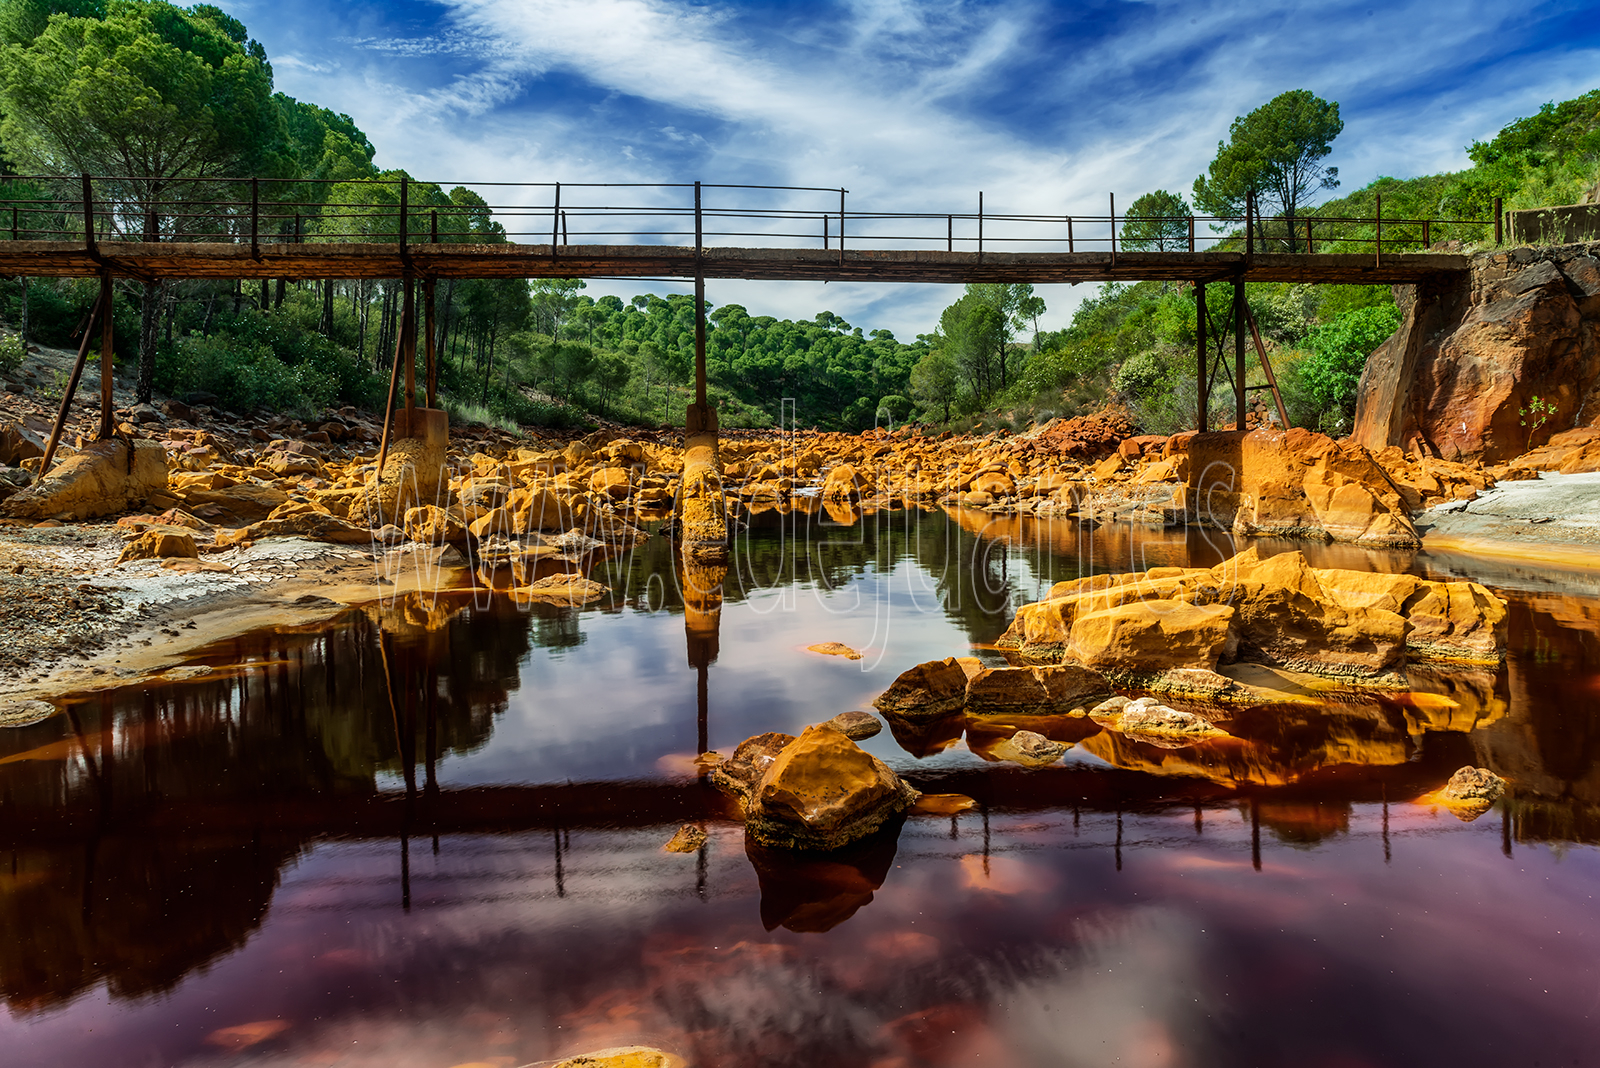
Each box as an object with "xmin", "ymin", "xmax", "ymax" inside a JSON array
[{"xmin": 1353, "ymin": 243, "xmax": 1600, "ymax": 464}]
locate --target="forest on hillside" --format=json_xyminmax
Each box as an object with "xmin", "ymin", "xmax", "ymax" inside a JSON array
[{"xmin": 0, "ymin": 1, "xmax": 1594, "ymax": 436}]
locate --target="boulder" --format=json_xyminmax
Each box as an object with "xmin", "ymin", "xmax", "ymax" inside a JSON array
[
  {"xmin": 403, "ymin": 504, "xmax": 467, "ymax": 545},
  {"xmin": 873, "ymin": 656, "xmax": 980, "ymax": 720},
  {"xmin": 178, "ymin": 483, "xmax": 288, "ymax": 524},
  {"xmin": 589, "ymin": 466, "xmax": 633, "ymax": 499},
  {"xmin": 744, "ymin": 724, "xmax": 919, "ymax": 850},
  {"xmin": 1, "ymin": 438, "xmax": 167, "ymax": 520},
  {"xmin": 216, "ymin": 512, "xmax": 371, "ymax": 546},
  {"xmin": 828, "ymin": 711, "xmax": 882, "ymax": 739},
  {"xmin": 970, "ymin": 470, "xmax": 1015, "ymax": 497},
  {"xmin": 1169, "ymin": 428, "xmax": 1419, "ymax": 547},
  {"xmin": 1069, "ymin": 600, "xmax": 1237, "ymax": 677},
  {"xmin": 710, "ymin": 732, "xmax": 796, "ymax": 806},
  {"xmin": 822, "ymin": 463, "xmax": 871, "ymax": 501},
  {"xmin": 117, "ymin": 528, "xmax": 199, "ymax": 564},
  {"xmin": 963, "ymin": 664, "xmax": 1112, "ymax": 716},
  {"xmin": 0, "ymin": 422, "xmax": 44, "ymax": 466}
]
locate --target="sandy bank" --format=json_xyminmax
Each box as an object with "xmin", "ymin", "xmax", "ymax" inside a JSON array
[{"xmin": 1416, "ymin": 471, "xmax": 1600, "ymax": 570}]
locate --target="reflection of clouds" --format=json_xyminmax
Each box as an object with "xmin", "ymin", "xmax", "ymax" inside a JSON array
[{"xmin": 953, "ymin": 908, "xmax": 1219, "ymax": 1068}]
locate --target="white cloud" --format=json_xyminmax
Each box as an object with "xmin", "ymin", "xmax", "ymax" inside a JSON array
[{"xmin": 256, "ymin": 0, "xmax": 1600, "ymax": 337}]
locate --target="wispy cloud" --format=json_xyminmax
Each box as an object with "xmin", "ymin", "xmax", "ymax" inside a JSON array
[{"xmin": 244, "ymin": 0, "xmax": 1600, "ymax": 336}]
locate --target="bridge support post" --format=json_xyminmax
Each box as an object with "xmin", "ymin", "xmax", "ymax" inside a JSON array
[
  {"xmin": 424, "ymin": 277, "xmax": 437, "ymax": 408},
  {"xmin": 97, "ymin": 270, "xmax": 114, "ymax": 440},
  {"xmin": 369, "ymin": 274, "xmax": 448, "ymax": 530},
  {"xmin": 1195, "ymin": 281, "xmax": 1207, "ymax": 431},
  {"xmin": 1233, "ymin": 273, "xmax": 1246, "ymax": 431},
  {"xmin": 677, "ymin": 183, "xmax": 726, "ymax": 559}
]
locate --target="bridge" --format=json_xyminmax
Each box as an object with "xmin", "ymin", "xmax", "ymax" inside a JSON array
[{"xmin": 0, "ymin": 175, "xmax": 1493, "ymax": 464}]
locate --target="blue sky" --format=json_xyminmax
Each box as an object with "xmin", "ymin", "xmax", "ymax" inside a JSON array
[{"xmin": 225, "ymin": 0, "xmax": 1600, "ymax": 338}]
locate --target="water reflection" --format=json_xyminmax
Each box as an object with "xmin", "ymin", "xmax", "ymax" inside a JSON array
[{"xmin": 2, "ymin": 508, "xmax": 1599, "ymax": 1066}]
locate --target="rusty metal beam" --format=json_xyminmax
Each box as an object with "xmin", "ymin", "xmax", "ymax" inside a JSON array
[{"xmin": 0, "ymin": 241, "xmax": 1472, "ymax": 286}]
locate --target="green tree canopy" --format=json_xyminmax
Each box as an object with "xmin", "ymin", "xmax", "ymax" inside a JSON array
[
  {"xmin": 1193, "ymin": 89, "xmax": 1342, "ymax": 251},
  {"xmin": 1121, "ymin": 190, "xmax": 1192, "ymax": 251},
  {"xmin": 0, "ymin": 0, "xmax": 286, "ymax": 400}
]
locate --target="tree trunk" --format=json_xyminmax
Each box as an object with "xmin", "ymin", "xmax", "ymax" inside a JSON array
[
  {"xmin": 358, "ymin": 281, "xmax": 369, "ymax": 363},
  {"xmin": 202, "ymin": 289, "xmax": 216, "ymax": 338},
  {"xmin": 233, "ymin": 279, "xmax": 241, "ymax": 316},
  {"xmin": 18, "ymin": 277, "xmax": 27, "ymax": 342},
  {"xmin": 322, "ymin": 279, "xmax": 333, "ymax": 334},
  {"xmin": 137, "ymin": 279, "xmax": 163, "ymax": 403},
  {"xmin": 259, "ymin": 277, "xmax": 269, "ymax": 312},
  {"xmin": 274, "ymin": 277, "xmax": 285, "ymax": 309}
]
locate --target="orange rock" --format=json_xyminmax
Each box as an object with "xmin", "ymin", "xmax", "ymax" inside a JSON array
[
  {"xmin": 963, "ymin": 664, "xmax": 1111, "ymax": 716},
  {"xmin": 589, "ymin": 466, "xmax": 633, "ymax": 499},
  {"xmin": 403, "ymin": 504, "xmax": 467, "ymax": 545},
  {"xmin": 1069, "ymin": 600, "xmax": 1237, "ymax": 676},
  {"xmin": 747, "ymin": 724, "xmax": 919, "ymax": 850},
  {"xmin": 873, "ymin": 656, "xmax": 979, "ymax": 720},
  {"xmin": 117, "ymin": 528, "xmax": 199, "ymax": 564}
]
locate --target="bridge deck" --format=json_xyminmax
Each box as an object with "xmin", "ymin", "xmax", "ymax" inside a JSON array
[{"xmin": 0, "ymin": 239, "xmax": 1471, "ymax": 284}]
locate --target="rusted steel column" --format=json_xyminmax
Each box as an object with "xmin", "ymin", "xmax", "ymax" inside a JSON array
[
  {"xmin": 1195, "ymin": 281, "xmax": 1207, "ymax": 431},
  {"xmin": 423, "ymin": 277, "xmax": 437, "ymax": 408},
  {"xmin": 97, "ymin": 271, "xmax": 114, "ymax": 440},
  {"xmin": 402, "ymin": 275, "xmax": 416, "ymax": 416},
  {"xmin": 39, "ymin": 301, "xmax": 101, "ymax": 473},
  {"xmin": 694, "ymin": 181, "xmax": 706, "ymax": 407},
  {"xmin": 1233, "ymin": 274, "xmax": 1246, "ymax": 431}
]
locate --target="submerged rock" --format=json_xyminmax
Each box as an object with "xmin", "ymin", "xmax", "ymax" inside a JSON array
[
  {"xmin": 986, "ymin": 729, "xmax": 1068, "ymax": 768},
  {"xmin": 1441, "ymin": 766, "xmax": 1506, "ymax": 803},
  {"xmin": 828, "ymin": 710, "xmax": 882, "ymax": 739},
  {"xmin": 744, "ymin": 724, "xmax": 920, "ymax": 851},
  {"xmin": 1093, "ymin": 696, "xmax": 1227, "ymax": 743},
  {"xmin": 808, "ymin": 641, "xmax": 863, "ymax": 660},
  {"xmin": 513, "ymin": 573, "xmax": 608, "ymax": 605},
  {"xmin": 549, "ymin": 1047, "xmax": 686, "ymax": 1068},
  {"xmin": 663, "ymin": 824, "xmax": 707, "ymax": 853}
]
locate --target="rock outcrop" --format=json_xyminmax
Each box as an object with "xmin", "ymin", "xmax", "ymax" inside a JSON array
[
  {"xmin": 1168, "ymin": 427, "xmax": 1420, "ymax": 547},
  {"xmin": 996, "ymin": 547, "xmax": 1507, "ymax": 692},
  {"xmin": 2, "ymin": 438, "xmax": 167, "ymax": 520},
  {"xmin": 1353, "ymin": 243, "xmax": 1600, "ymax": 464}
]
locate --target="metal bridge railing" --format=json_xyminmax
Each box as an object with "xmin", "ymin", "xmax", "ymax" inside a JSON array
[{"xmin": 0, "ymin": 175, "xmax": 1501, "ymax": 261}]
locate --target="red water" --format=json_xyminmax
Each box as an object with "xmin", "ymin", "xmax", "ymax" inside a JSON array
[{"xmin": 1, "ymin": 509, "xmax": 1596, "ymax": 1067}]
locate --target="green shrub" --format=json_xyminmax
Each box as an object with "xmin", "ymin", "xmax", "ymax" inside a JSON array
[
  {"xmin": 155, "ymin": 335, "xmax": 310, "ymax": 415},
  {"xmin": 1299, "ymin": 303, "xmax": 1404, "ymax": 424},
  {"xmin": 0, "ymin": 333, "xmax": 23, "ymax": 377}
]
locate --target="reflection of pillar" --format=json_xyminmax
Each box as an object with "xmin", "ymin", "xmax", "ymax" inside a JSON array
[
  {"xmin": 682, "ymin": 558, "xmax": 726, "ymax": 756},
  {"xmin": 1251, "ymin": 798, "xmax": 1261, "ymax": 871}
]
